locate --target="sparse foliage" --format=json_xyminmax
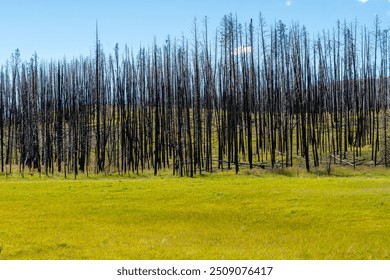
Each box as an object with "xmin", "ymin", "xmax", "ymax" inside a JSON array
[{"xmin": 0, "ymin": 15, "xmax": 389, "ymax": 177}]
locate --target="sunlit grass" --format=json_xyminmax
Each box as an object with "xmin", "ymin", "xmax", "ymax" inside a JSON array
[{"xmin": 0, "ymin": 169, "xmax": 390, "ymax": 259}]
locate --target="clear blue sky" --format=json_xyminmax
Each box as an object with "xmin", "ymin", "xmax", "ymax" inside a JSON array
[{"xmin": 1, "ymin": 0, "xmax": 389, "ymax": 63}]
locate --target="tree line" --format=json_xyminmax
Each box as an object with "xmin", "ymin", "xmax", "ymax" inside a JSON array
[{"xmin": 0, "ymin": 14, "xmax": 389, "ymax": 178}]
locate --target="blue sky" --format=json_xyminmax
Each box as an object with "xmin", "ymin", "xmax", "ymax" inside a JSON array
[{"xmin": 0, "ymin": 0, "xmax": 390, "ymax": 63}]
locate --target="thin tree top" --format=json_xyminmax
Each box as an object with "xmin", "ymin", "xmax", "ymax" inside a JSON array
[{"xmin": 0, "ymin": 0, "xmax": 386, "ymax": 63}]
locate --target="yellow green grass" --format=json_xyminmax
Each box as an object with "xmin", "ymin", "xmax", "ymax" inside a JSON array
[{"xmin": 0, "ymin": 169, "xmax": 390, "ymax": 260}]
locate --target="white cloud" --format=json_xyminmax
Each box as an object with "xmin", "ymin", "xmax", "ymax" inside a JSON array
[
  {"xmin": 358, "ymin": 0, "xmax": 368, "ymax": 3},
  {"xmin": 233, "ymin": 46, "xmax": 252, "ymax": 56},
  {"xmin": 286, "ymin": 0, "xmax": 292, "ymax": 6}
]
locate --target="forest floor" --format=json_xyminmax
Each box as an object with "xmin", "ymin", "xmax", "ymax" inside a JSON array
[{"xmin": 0, "ymin": 167, "xmax": 389, "ymax": 259}]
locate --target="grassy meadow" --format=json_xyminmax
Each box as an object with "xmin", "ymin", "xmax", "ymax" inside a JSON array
[{"xmin": 0, "ymin": 167, "xmax": 390, "ymax": 260}]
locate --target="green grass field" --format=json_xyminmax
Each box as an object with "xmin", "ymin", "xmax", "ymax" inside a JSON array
[{"xmin": 0, "ymin": 168, "xmax": 390, "ymax": 260}]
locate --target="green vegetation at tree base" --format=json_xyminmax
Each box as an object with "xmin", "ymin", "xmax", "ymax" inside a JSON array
[
  {"xmin": 0, "ymin": 168, "xmax": 389, "ymax": 260},
  {"xmin": 2, "ymin": 16, "xmax": 390, "ymax": 177}
]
